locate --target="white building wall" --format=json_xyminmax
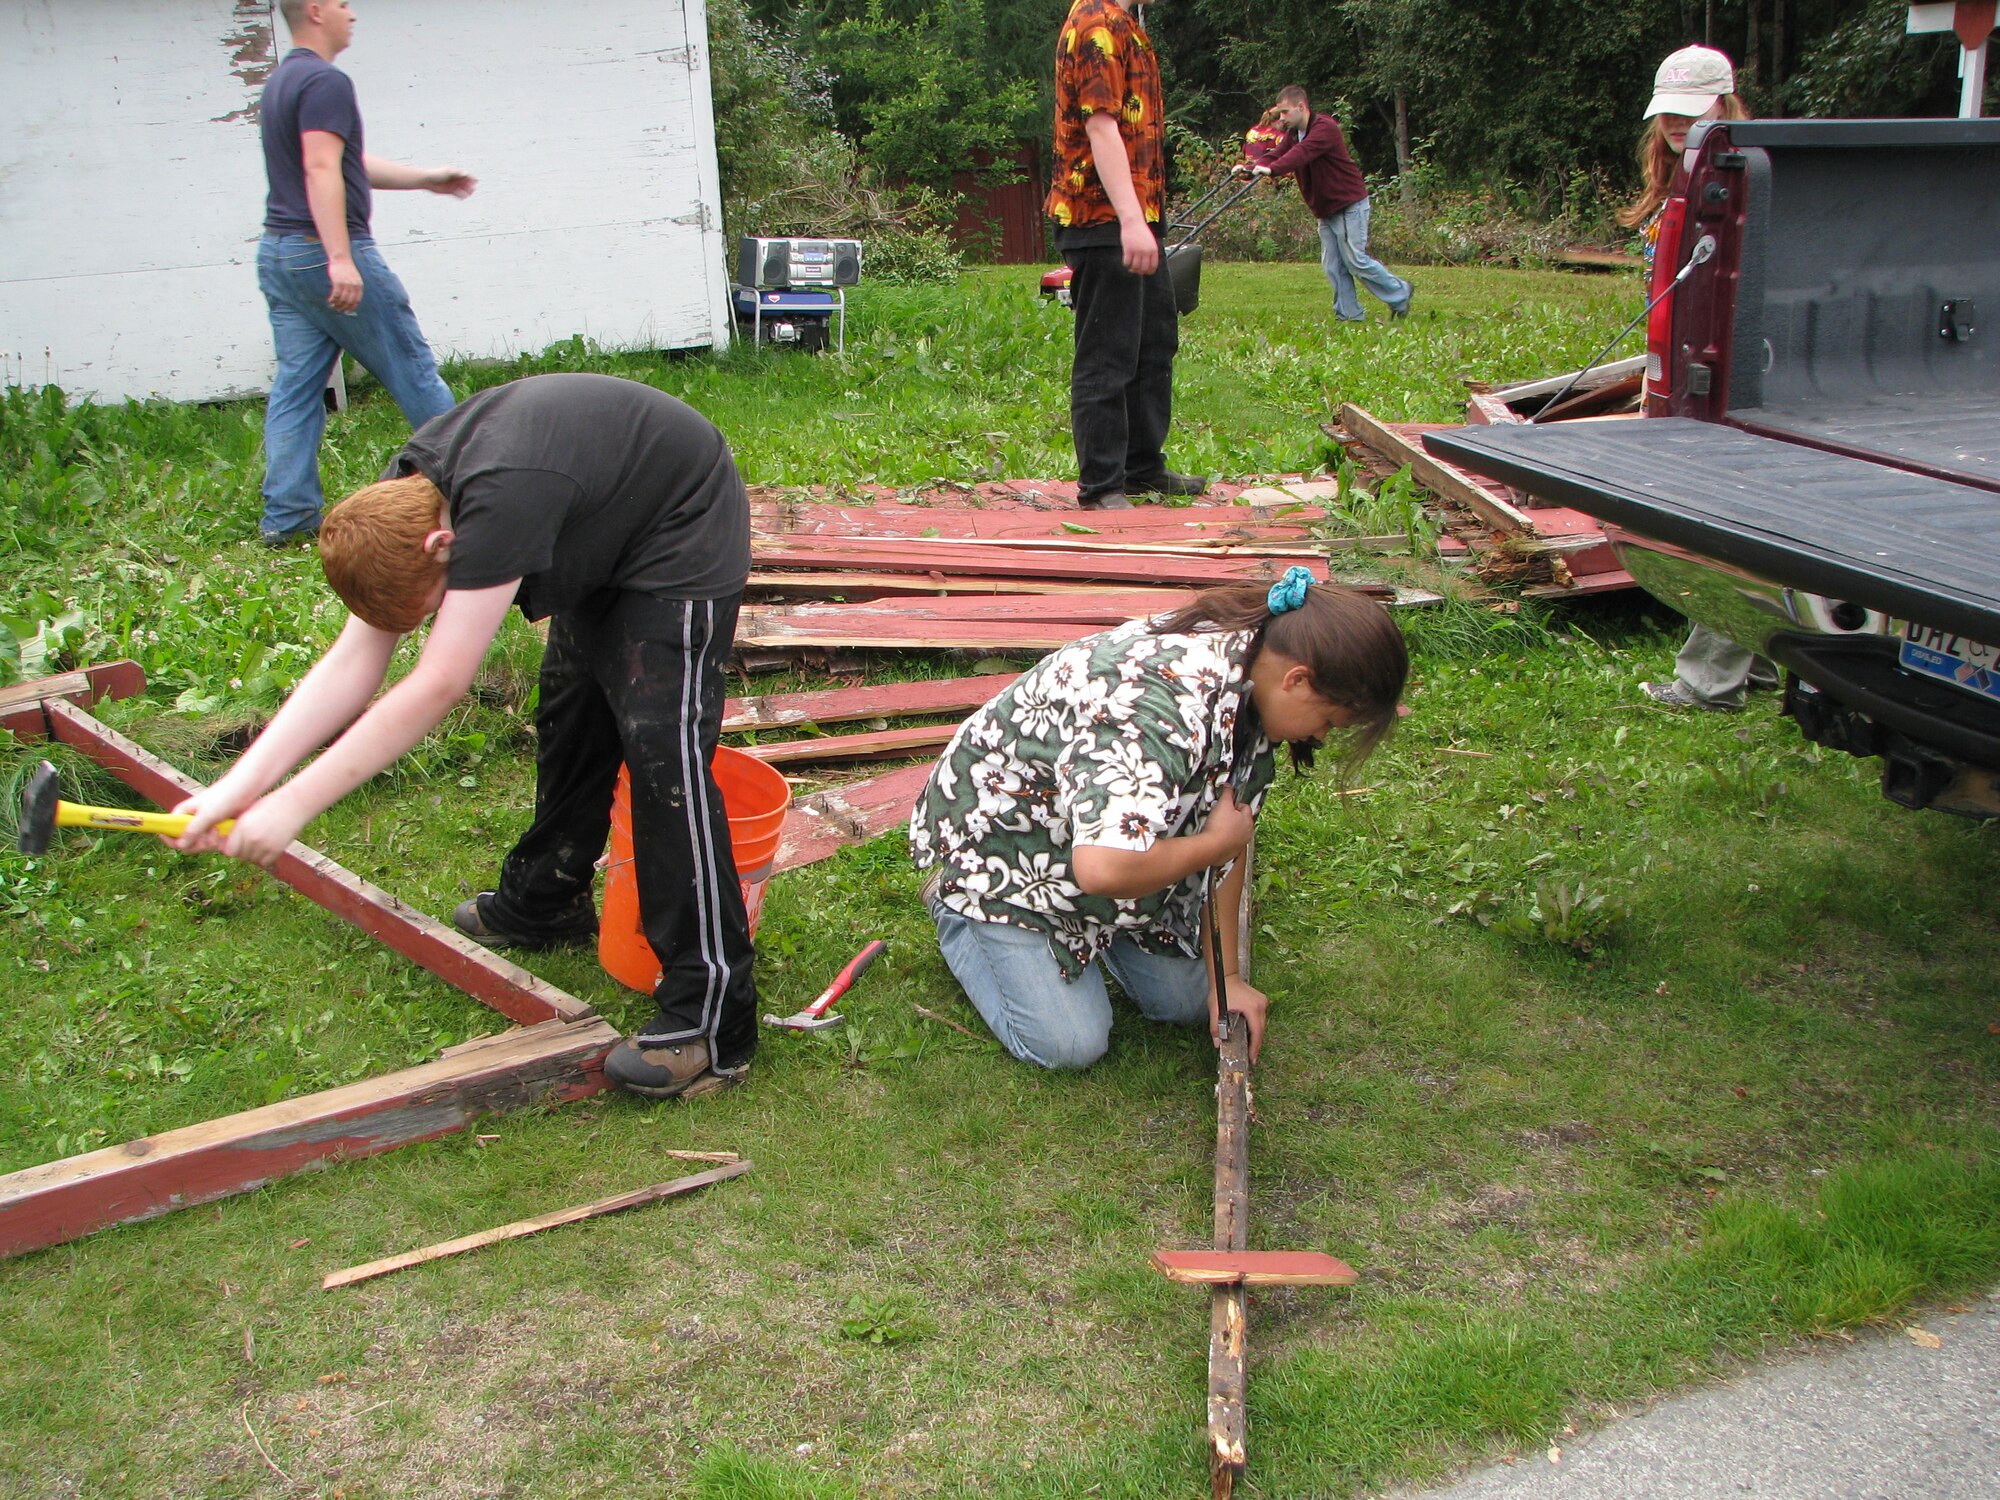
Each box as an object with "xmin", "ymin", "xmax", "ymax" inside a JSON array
[{"xmin": 0, "ymin": 0, "xmax": 730, "ymax": 404}]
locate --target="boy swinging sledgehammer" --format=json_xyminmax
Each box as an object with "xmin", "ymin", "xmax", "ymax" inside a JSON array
[{"xmin": 174, "ymin": 373, "xmax": 759, "ymax": 1100}]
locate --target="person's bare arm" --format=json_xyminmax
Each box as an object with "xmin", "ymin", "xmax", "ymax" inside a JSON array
[
  {"xmin": 1081, "ymin": 111, "xmax": 1158, "ymax": 275},
  {"xmin": 176, "ymin": 583, "xmax": 519, "ymax": 867},
  {"xmin": 364, "ymin": 153, "xmax": 477, "ymax": 198},
  {"xmin": 300, "ymin": 129, "xmax": 363, "ymax": 312}
]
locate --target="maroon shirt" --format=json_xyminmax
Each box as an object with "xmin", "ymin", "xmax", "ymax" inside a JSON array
[{"xmin": 1264, "ymin": 112, "xmax": 1368, "ymax": 218}]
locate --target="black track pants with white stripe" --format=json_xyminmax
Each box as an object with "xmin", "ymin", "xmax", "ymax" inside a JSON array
[{"xmin": 487, "ymin": 591, "xmax": 759, "ymax": 1070}]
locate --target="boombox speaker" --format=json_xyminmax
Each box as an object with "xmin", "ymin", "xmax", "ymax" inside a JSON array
[{"xmin": 736, "ymin": 236, "xmax": 863, "ymax": 289}]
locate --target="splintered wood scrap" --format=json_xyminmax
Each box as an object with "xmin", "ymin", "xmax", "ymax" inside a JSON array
[
  {"xmin": 319, "ymin": 1161, "xmax": 752, "ymax": 1290},
  {"xmin": 743, "ymin": 722, "xmax": 960, "ymax": 766},
  {"xmin": 912, "ymin": 1004, "xmax": 983, "ymax": 1040},
  {"xmin": 660, "ymin": 1150, "xmax": 741, "ymax": 1164},
  {"xmin": 1335, "ymin": 403, "xmax": 1535, "ymax": 535},
  {"xmin": 1210, "ymin": 842, "xmax": 1254, "ymax": 1499}
]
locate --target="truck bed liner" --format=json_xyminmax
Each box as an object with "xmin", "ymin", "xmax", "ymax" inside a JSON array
[
  {"xmin": 1742, "ymin": 393, "xmax": 1999, "ymax": 492},
  {"xmin": 1425, "ymin": 418, "xmax": 2000, "ymax": 643}
]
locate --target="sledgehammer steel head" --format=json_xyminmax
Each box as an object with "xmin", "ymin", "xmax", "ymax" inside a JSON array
[{"xmin": 18, "ymin": 761, "xmax": 60, "ymax": 856}]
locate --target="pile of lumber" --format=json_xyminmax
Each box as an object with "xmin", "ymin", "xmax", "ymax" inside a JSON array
[
  {"xmin": 720, "ymin": 480, "xmax": 1444, "ymax": 869},
  {"xmin": 1329, "ymin": 395, "xmax": 1636, "ymax": 599}
]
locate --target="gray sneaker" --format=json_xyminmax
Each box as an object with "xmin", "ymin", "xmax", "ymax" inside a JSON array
[
  {"xmin": 1640, "ymin": 679, "xmax": 1740, "ymax": 712},
  {"xmin": 601, "ymin": 1037, "xmax": 746, "ymax": 1100}
]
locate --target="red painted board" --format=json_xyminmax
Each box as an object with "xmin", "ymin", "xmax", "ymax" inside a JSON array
[
  {"xmin": 750, "ymin": 501, "xmax": 1324, "ymax": 544},
  {"xmin": 775, "ymin": 764, "xmax": 934, "ymax": 872},
  {"xmin": 1152, "ymin": 1249, "xmax": 1360, "ymax": 1286},
  {"xmin": 0, "ymin": 1018, "xmax": 619, "ymax": 1259},
  {"xmin": 747, "ymin": 590, "xmax": 1184, "ymax": 627},
  {"xmin": 43, "ymin": 701, "xmax": 593, "ymax": 1028},
  {"xmin": 723, "ymin": 674, "xmax": 1015, "ymax": 732},
  {"xmin": 751, "ymin": 540, "xmax": 1326, "ymax": 587}
]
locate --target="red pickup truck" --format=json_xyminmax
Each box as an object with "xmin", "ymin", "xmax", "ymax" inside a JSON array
[{"xmin": 1427, "ymin": 118, "xmax": 2000, "ymax": 817}]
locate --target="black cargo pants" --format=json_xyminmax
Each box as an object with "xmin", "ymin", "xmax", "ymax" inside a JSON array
[
  {"xmin": 1064, "ymin": 230, "xmax": 1180, "ymax": 505},
  {"xmin": 485, "ymin": 590, "xmax": 758, "ymax": 1071}
]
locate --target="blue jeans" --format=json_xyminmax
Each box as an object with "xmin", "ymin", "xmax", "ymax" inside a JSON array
[
  {"xmin": 256, "ymin": 234, "xmax": 456, "ymax": 538},
  {"xmin": 1316, "ymin": 198, "xmax": 1410, "ymax": 323},
  {"xmin": 929, "ymin": 898, "xmax": 1209, "ymax": 1070}
]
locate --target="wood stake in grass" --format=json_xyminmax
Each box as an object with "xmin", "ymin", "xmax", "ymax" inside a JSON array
[{"xmin": 320, "ymin": 1162, "xmax": 752, "ymax": 1290}]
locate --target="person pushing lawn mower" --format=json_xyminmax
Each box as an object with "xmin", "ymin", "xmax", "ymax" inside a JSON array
[{"xmin": 172, "ymin": 372, "xmax": 760, "ymax": 1101}]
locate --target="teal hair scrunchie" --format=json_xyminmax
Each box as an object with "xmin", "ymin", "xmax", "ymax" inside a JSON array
[{"xmin": 1266, "ymin": 564, "xmax": 1315, "ymax": 615}]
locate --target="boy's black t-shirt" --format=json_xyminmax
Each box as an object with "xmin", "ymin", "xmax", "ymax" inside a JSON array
[
  {"xmin": 261, "ymin": 48, "xmax": 371, "ymax": 239},
  {"xmin": 386, "ymin": 374, "xmax": 750, "ymax": 620}
]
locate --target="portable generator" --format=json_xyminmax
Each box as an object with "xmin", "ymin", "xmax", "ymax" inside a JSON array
[{"xmin": 731, "ymin": 236, "xmax": 862, "ymax": 352}]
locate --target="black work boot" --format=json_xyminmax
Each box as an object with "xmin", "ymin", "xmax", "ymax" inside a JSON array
[
  {"xmin": 450, "ymin": 891, "xmax": 597, "ymax": 951},
  {"xmin": 1126, "ymin": 470, "xmax": 1208, "ymax": 497}
]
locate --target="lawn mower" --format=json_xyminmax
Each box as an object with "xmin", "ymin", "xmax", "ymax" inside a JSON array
[{"xmin": 1038, "ymin": 172, "xmax": 1260, "ymax": 316}]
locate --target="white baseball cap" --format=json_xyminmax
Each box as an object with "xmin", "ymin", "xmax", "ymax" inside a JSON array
[{"xmin": 1645, "ymin": 45, "xmax": 1736, "ymax": 118}]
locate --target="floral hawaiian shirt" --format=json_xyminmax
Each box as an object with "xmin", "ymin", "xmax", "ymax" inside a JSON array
[
  {"xmin": 910, "ymin": 619, "xmax": 1276, "ymax": 979},
  {"xmin": 1045, "ymin": 0, "xmax": 1166, "ymax": 232}
]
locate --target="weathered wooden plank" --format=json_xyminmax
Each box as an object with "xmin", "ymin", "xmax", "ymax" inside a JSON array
[
  {"xmin": 0, "ymin": 1018, "xmax": 621, "ymax": 1259},
  {"xmin": 750, "ymin": 499, "xmax": 1327, "ymax": 544},
  {"xmin": 752, "ymin": 539, "xmax": 1327, "ymax": 587},
  {"xmin": 1209, "ymin": 1013, "xmax": 1252, "ymax": 1496},
  {"xmin": 0, "ymin": 659, "xmax": 148, "ymax": 717},
  {"xmin": 723, "ymin": 675, "xmax": 1015, "ymax": 732},
  {"xmin": 746, "ymin": 571, "xmax": 1119, "ymax": 598},
  {"xmin": 1155, "ymin": 1249, "xmax": 1359, "ymax": 1286},
  {"xmin": 43, "ymin": 699, "xmax": 594, "ymax": 1028},
  {"xmin": 1338, "ymin": 404, "xmax": 1536, "ymax": 534},
  {"xmin": 747, "ymin": 590, "xmax": 1184, "ymax": 627},
  {"xmin": 321, "ymin": 1161, "xmax": 752, "ymax": 1289},
  {"xmin": 774, "ymin": 764, "xmax": 933, "ymax": 871},
  {"xmin": 745, "ymin": 723, "xmax": 958, "ymax": 766}
]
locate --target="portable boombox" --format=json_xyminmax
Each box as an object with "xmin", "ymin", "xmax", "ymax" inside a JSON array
[{"xmin": 734, "ymin": 236, "xmax": 862, "ymax": 290}]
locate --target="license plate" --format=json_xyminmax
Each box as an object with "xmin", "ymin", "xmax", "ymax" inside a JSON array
[{"xmin": 1898, "ymin": 621, "xmax": 2000, "ymax": 703}]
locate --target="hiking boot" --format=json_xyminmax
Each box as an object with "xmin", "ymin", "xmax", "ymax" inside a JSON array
[
  {"xmin": 1391, "ymin": 287, "xmax": 1416, "ymax": 320},
  {"xmin": 258, "ymin": 523, "xmax": 320, "ymax": 548},
  {"xmin": 1127, "ymin": 470, "xmax": 1209, "ymax": 497},
  {"xmin": 451, "ymin": 891, "xmax": 597, "ymax": 951},
  {"xmin": 1078, "ymin": 491, "xmax": 1133, "ymax": 510},
  {"xmin": 1640, "ymin": 679, "xmax": 1740, "ymax": 712},
  {"xmin": 601, "ymin": 1037, "xmax": 747, "ymax": 1100}
]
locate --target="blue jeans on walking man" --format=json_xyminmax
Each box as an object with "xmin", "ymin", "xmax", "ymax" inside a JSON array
[
  {"xmin": 1317, "ymin": 197, "xmax": 1411, "ymax": 323},
  {"xmin": 256, "ymin": 233, "xmax": 456, "ymax": 540}
]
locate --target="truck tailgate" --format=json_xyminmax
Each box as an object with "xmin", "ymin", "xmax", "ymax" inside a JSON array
[{"xmin": 1425, "ymin": 418, "xmax": 2000, "ymax": 643}]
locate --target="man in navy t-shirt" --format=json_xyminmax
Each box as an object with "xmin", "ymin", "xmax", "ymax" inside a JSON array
[{"xmin": 255, "ymin": 1, "xmax": 477, "ymax": 545}]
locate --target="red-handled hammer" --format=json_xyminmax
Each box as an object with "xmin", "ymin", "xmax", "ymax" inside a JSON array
[{"xmin": 763, "ymin": 939, "xmax": 887, "ymax": 1031}]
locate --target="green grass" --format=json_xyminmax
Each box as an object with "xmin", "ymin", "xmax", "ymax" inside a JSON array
[{"xmin": 3, "ymin": 264, "xmax": 1997, "ymax": 1498}]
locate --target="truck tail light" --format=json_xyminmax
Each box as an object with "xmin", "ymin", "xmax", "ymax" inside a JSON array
[{"xmin": 1644, "ymin": 195, "xmax": 1688, "ymax": 403}]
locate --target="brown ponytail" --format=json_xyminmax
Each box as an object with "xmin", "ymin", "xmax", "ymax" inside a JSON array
[{"xmin": 1153, "ymin": 581, "xmax": 1409, "ymax": 767}]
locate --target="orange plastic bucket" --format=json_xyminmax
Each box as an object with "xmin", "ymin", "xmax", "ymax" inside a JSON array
[{"xmin": 599, "ymin": 748, "xmax": 792, "ymax": 993}]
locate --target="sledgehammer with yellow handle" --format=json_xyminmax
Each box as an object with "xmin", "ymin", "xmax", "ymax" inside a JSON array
[{"xmin": 16, "ymin": 759, "xmax": 231, "ymax": 855}]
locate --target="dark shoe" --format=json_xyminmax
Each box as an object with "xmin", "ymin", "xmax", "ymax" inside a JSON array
[
  {"xmin": 258, "ymin": 524, "xmax": 320, "ymax": 548},
  {"xmin": 451, "ymin": 891, "xmax": 596, "ymax": 951},
  {"xmin": 1126, "ymin": 470, "xmax": 1209, "ymax": 497},
  {"xmin": 1391, "ymin": 288, "xmax": 1415, "ymax": 320},
  {"xmin": 602, "ymin": 1037, "xmax": 747, "ymax": 1100},
  {"xmin": 1640, "ymin": 680, "xmax": 1740, "ymax": 712},
  {"xmin": 1078, "ymin": 491, "xmax": 1133, "ymax": 510}
]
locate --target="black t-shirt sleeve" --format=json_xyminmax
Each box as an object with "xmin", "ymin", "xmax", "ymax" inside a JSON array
[
  {"xmin": 444, "ymin": 469, "xmax": 584, "ymax": 592},
  {"xmin": 293, "ymin": 69, "xmax": 358, "ymax": 141}
]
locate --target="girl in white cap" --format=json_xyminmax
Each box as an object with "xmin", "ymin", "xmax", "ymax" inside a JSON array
[
  {"xmin": 1616, "ymin": 45, "xmax": 1750, "ymax": 274},
  {"xmin": 1616, "ymin": 47, "xmax": 1774, "ymax": 712}
]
